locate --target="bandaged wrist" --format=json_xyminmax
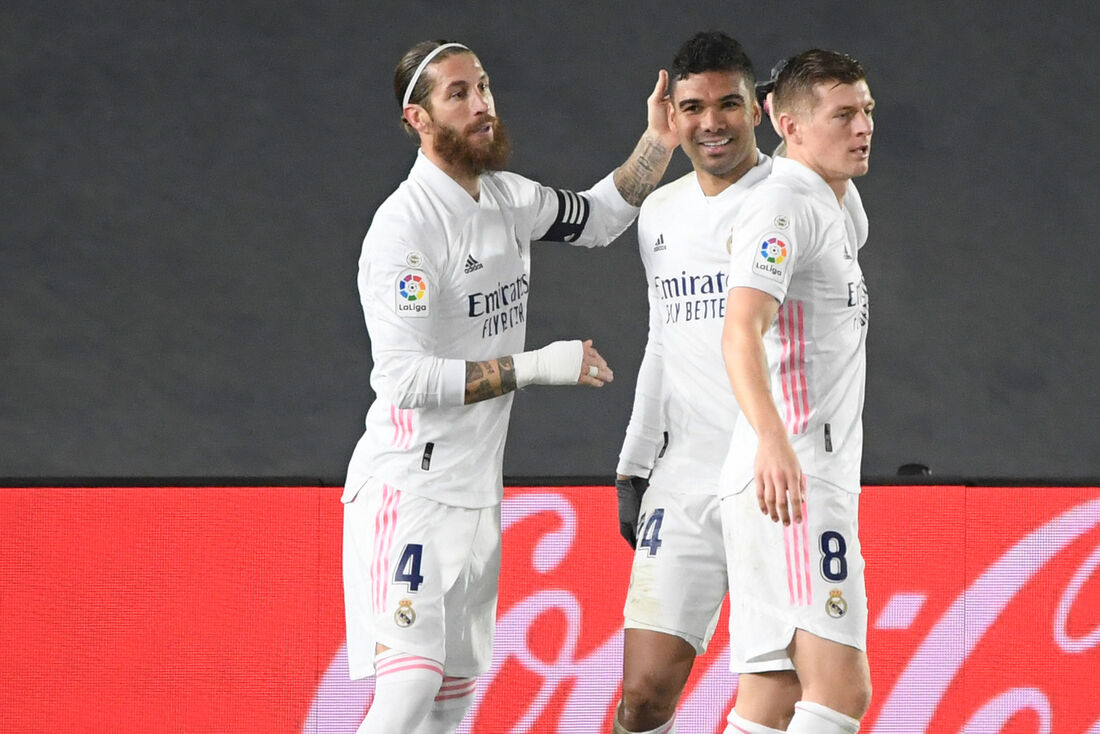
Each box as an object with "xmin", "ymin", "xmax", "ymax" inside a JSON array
[{"xmin": 512, "ymin": 340, "xmax": 583, "ymax": 387}]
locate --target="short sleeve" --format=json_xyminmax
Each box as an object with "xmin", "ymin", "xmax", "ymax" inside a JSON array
[{"xmin": 725, "ymin": 186, "xmax": 809, "ymax": 304}]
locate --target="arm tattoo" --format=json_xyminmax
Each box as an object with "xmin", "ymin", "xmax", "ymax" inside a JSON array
[
  {"xmin": 614, "ymin": 132, "xmax": 671, "ymax": 206},
  {"xmin": 464, "ymin": 356, "xmax": 518, "ymax": 405}
]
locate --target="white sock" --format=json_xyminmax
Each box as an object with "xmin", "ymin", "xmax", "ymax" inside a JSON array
[
  {"xmin": 786, "ymin": 701, "xmax": 860, "ymax": 734},
  {"xmin": 356, "ymin": 650, "xmax": 444, "ymax": 734},
  {"xmin": 408, "ymin": 676, "xmax": 478, "ymax": 734},
  {"xmin": 724, "ymin": 709, "xmax": 786, "ymax": 733}
]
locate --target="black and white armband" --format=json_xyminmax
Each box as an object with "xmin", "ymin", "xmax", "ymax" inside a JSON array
[{"xmin": 540, "ymin": 190, "xmax": 591, "ymax": 243}]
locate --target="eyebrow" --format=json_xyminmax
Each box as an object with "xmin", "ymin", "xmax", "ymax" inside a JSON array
[
  {"xmin": 677, "ymin": 92, "xmax": 744, "ymax": 109},
  {"xmin": 833, "ymin": 98, "xmax": 875, "ymax": 113},
  {"xmin": 443, "ymin": 71, "xmax": 488, "ymax": 90}
]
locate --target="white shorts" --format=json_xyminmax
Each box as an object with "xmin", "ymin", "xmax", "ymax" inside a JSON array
[
  {"xmin": 623, "ymin": 485, "xmax": 728, "ymax": 654},
  {"xmin": 721, "ymin": 475, "xmax": 867, "ymax": 673},
  {"xmin": 343, "ymin": 476, "xmax": 501, "ymax": 680}
]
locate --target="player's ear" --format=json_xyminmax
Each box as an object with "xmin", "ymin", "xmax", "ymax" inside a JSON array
[
  {"xmin": 404, "ymin": 104, "xmax": 432, "ymax": 135},
  {"xmin": 776, "ymin": 110, "xmax": 798, "ymax": 144}
]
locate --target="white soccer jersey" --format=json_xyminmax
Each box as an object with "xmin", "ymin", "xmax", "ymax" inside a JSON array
[
  {"xmin": 616, "ymin": 152, "xmax": 772, "ymax": 493},
  {"xmin": 345, "ymin": 151, "xmax": 638, "ymax": 509},
  {"xmin": 720, "ymin": 156, "xmax": 870, "ymax": 495}
]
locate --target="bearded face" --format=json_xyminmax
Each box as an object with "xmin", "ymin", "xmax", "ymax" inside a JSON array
[{"xmin": 431, "ymin": 114, "xmax": 511, "ymax": 176}]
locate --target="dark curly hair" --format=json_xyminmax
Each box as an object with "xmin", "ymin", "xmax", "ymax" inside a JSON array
[{"xmin": 670, "ymin": 31, "xmax": 756, "ymax": 91}]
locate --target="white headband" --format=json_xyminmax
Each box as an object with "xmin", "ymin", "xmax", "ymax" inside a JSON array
[{"xmin": 402, "ymin": 43, "xmax": 470, "ymax": 108}]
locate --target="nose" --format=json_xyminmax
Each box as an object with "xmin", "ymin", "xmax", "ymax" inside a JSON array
[
  {"xmin": 855, "ymin": 110, "xmax": 873, "ymax": 136},
  {"xmin": 701, "ymin": 106, "xmax": 723, "ymax": 131},
  {"xmin": 471, "ymin": 88, "xmax": 491, "ymax": 115}
]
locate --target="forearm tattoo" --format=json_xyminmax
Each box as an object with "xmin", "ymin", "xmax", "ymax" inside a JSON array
[
  {"xmin": 614, "ymin": 133, "xmax": 671, "ymax": 206},
  {"xmin": 464, "ymin": 356, "xmax": 518, "ymax": 404}
]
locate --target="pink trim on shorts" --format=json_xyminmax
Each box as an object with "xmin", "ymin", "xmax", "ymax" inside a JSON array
[
  {"xmin": 435, "ymin": 676, "xmax": 477, "ymax": 701},
  {"xmin": 801, "ymin": 498, "xmax": 813, "ymax": 606},
  {"xmin": 784, "ymin": 493, "xmax": 813, "ymax": 607},
  {"xmin": 371, "ymin": 484, "xmax": 401, "ymax": 614}
]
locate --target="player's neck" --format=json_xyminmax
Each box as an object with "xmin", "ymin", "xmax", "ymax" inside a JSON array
[
  {"xmin": 787, "ymin": 151, "xmax": 847, "ymax": 204},
  {"xmin": 694, "ymin": 150, "xmax": 758, "ymax": 197}
]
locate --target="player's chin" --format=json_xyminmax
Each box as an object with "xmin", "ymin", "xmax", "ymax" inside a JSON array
[{"xmin": 848, "ymin": 157, "xmax": 870, "ymax": 177}]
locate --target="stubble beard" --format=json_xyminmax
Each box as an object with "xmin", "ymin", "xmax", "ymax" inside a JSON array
[{"xmin": 433, "ymin": 116, "xmax": 512, "ymax": 177}]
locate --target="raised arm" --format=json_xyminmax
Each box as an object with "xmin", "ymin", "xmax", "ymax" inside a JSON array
[{"xmin": 612, "ymin": 70, "xmax": 679, "ymax": 206}]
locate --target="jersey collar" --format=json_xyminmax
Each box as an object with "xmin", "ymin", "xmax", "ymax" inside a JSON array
[
  {"xmin": 710, "ymin": 149, "xmax": 772, "ymax": 202},
  {"xmin": 410, "ymin": 149, "xmax": 482, "ymax": 214},
  {"xmin": 772, "ymin": 156, "xmax": 848, "ymax": 209}
]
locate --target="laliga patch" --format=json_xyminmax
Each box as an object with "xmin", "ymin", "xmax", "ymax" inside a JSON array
[
  {"xmin": 395, "ymin": 271, "xmax": 430, "ymax": 317},
  {"xmin": 753, "ymin": 233, "xmax": 789, "ymax": 282},
  {"xmin": 405, "ymin": 250, "xmax": 425, "ymax": 269},
  {"xmin": 394, "ymin": 598, "xmax": 416, "ymax": 627},
  {"xmin": 826, "ymin": 589, "xmax": 848, "ymax": 619}
]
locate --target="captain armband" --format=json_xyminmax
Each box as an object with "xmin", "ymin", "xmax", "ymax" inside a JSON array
[{"xmin": 539, "ymin": 190, "xmax": 591, "ymax": 243}]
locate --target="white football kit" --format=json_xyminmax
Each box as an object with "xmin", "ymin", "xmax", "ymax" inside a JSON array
[
  {"xmin": 719, "ymin": 156, "xmax": 870, "ymax": 670},
  {"xmin": 617, "ymin": 152, "xmax": 771, "ymax": 653},
  {"xmin": 344, "ymin": 150, "xmax": 638, "ymax": 679}
]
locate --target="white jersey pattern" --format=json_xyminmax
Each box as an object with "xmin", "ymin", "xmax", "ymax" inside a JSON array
[
  {"xmin": 720, "ymin": 156, "xmax": 869, "ymax": 495},
  {"xmin": 345, "ymin": 150, "xmax": 638, "ymax": 508},
  {"xmin": 617, "ymin": 152, "xmax": 772, "ymax": 493}
]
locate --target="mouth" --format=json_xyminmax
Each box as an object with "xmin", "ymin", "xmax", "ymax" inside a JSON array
[
  {"xmin": 698, "ymin": 137, "xmax": 732, "ymax": 151},
  {"xmin": 851, "ymin": 143, "xmax": 870, "ymax": 158}
]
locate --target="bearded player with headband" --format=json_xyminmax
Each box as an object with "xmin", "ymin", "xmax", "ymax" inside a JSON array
[{"xmin": 341, "ymin": 40, "xmax": 677, "ymax": 734}]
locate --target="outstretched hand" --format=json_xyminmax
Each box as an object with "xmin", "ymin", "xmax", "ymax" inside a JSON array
[{"xmin": 578, "ymin": 339, "xmax": 613, "ymax": 386}]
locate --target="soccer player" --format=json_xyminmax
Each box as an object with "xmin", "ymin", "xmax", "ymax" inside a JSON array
[
  {"xmin": 342, "ymin": 40, "xmax": 677, "ymax": 734},
  {"xmin": 613, "ymin": 31, "xmax": 792, "ymax": 734},
  {"xmin": 718, "ymin": 49, "xmax": 875, "ymax": 734}
]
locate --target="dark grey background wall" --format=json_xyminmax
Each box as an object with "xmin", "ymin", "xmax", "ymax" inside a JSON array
[{"xmin": 3, "ymin": 1, "xmax": 1097, "ymax": 481}]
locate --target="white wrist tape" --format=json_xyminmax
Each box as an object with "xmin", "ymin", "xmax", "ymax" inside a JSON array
[{"xmin": 512, "ymin": 340, "xmax": 583, "ymax": 387}]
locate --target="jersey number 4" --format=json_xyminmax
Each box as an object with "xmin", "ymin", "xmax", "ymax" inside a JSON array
[
  {"xmin": 639, "ymin": 509, "xmax": 665, "ymax": 557},
  {"xmin": 394, "ymin": 543, "xmax": 425, "ymax": 592}
]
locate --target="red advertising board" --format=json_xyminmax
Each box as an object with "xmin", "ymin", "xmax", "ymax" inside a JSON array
[{"xmin": 1, "ymin": 485, "xmax": 1097, "ymax": 733}]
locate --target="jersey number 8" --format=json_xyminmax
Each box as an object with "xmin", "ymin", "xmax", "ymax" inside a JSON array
[{"xmin": 819, "ymin": 530, "xmax": 848, "ymax": 582}]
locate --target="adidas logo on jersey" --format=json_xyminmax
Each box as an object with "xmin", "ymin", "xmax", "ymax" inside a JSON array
[
  {"xmin": 653, "ymin": 234, "xmax": 666, "ymax": 252},
  {"xmin": 464, "ymin": 255, "xmax": 484, "ymax": 274}
]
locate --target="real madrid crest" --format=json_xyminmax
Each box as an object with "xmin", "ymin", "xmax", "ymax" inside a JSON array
[
  {"xmin": 826, "ymin": 589, "xmax": 848, "ymax": 619},
  {"xmin": 395, "ymin": 598, "xmax": 416, "ymax": 628}
]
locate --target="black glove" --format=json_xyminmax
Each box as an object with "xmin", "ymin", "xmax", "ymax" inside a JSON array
[{"xmin": 615, "ymin": 476, "xmax": 649, "ymax": 548}]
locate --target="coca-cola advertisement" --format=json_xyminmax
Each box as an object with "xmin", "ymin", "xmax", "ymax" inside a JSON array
[{"xmin": 1, "ymin": 484, "xmax": 1097, "ymax": 733}]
